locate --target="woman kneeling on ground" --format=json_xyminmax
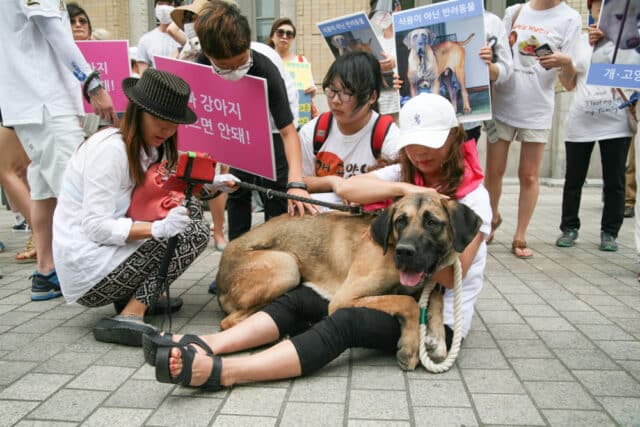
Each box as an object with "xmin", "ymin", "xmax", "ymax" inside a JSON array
[
  {"xmin": 52, "ymin": 69, "xmax": 210, "ymax": 346},
  {"xmin": 143, "ymin": 94, "xmax": 491, "ymax": 391}
]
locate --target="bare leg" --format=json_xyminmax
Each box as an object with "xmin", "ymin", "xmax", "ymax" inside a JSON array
[
  {"xmin": 169, "ymin": 311, "xmax": 280, "ymax": 355},
  {"xmin": 514, "ymin": 141, "xmax": 545, "ymax": 257},
  {"xmin": 168, "ymin": 339, "xmax": 301, "ymax": 387},
  {"xmin": 208, "ymin": 194, "xmax": 227, "ymax": 248},
  {"xmin": 0, "ymin": 127, "xmax": 31, "ymax": 223},
  {"xmin": 120, "ymin": 297, "xmax": 148, "ymax": 317},
  {"xmin": 31, "ymin": 198, "xmax": 56, "ymax": 274},
  {"xmin": 485, "ymin": 138, "xmax": 511, "ymax": 224}
]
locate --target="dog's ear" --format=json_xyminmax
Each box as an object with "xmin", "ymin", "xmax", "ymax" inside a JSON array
[
  {"xmin": 443, "ymin": 199, "xmax": 481, "ymax": 253},
  {"xmin": 403, "ymin": 32, "xmax": 413, "ymax": 50},
  {"xmin": 427, "ymin": 29, "xmax": 436, "ymax": 45},
  {"xmin": 370, "ymin": 206, "xmax": 395, "ymax": 255}
]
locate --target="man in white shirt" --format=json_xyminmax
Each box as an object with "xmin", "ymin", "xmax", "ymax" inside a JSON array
[
  {"xmin": 137, "ymin": 0, "xmax": 182, "ymax": 74},
  {"xmin": 0, "ymin": 0, "xmax": 116, "ymax": 301}
]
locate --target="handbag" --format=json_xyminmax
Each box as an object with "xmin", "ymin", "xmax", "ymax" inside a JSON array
[
  {"xmin": 127, "ymin": 161, "xmax": 185, "ymax": 222},
  {"xmin": 616, "ymin": 89, "xmax": 638, "ymax": 133}
]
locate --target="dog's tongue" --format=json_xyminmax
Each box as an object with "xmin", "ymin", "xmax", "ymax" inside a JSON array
[{"xmin": 400, "ymin": 271, "xmax": 425, "ymax": 287}]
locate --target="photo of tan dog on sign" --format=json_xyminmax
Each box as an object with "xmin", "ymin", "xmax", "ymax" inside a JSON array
[{"xmin": 393, "ymin": 3, "xmax": 492, "ymax": 123}]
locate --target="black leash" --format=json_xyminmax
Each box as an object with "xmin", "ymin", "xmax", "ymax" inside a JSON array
[{"xmin": 200, "ymin": 181, "xmax": 366, "ymax": 215}]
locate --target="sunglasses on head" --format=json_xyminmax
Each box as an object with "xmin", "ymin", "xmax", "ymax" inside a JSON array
[
  {"xmin": 72, "ymin": 17, "xmax": 89, "ymax": 25},
  {"xmin": 275, "ymin": 28, "xmax": 295, "ymax": 38}
]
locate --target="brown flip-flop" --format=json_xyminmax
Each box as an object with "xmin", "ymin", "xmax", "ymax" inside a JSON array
[{"xmin": 511, "ymin": 240, "xmax": 533, "ymax": 259}]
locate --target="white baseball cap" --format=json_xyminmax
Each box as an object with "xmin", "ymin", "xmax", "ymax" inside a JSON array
[{"xmin": 396, "ymin": 93, "xmax": 459, "ymax": 150}]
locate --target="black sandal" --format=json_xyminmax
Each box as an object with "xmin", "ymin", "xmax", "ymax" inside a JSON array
[
  {"xmin": 155, "ymin": 346, "xmax": 223, "ymax": 391},
  {"xmin": 142, "ymin": 331, "xmax": 214, "ymax": 366}
]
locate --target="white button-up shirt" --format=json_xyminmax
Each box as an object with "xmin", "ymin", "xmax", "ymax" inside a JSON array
[{"xmin": 53, "ymin": 128, "xmax": 158, "ymax": 303}]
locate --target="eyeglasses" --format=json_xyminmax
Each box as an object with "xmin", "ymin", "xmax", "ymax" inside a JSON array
[
  {"xmin": 211, "ymin": 52, "xmax": 253, "ymax": 76},
  {"xmin": 275, "ymin": 28, "xmax": 295, "ymax": 39},
  {"xmin": 325, "ymin": 87, "xmax": 354, "ymax": 103},
  {"xmin": 71, "ymin": 17, "xmax": 89, "ymax": 25}
]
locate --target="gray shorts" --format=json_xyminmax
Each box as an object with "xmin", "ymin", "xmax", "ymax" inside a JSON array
[{"xmin": 484, "ymin": 118, "xmax": 551, "ymax": 144}]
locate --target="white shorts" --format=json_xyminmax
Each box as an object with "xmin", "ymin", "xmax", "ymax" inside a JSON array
[
  {"xmin": 14, "ymin": 111, "xmax": 83, "ymax": 200},
  {"xmin": 484, "ymin": 119, "xmax": 551, "ymax": 144}
]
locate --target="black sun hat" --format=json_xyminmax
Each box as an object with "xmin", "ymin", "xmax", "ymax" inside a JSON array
[{"xmin": 122, "ymin": 68, "xmax": 197, "ymax": 124}]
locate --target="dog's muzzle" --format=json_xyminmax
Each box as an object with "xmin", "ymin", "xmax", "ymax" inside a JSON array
[{"xmin": 394, "ymin": 242, "xmax": 437, "ymax": 287}]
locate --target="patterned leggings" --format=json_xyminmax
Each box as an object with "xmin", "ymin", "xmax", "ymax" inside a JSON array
[{"xmin": 77, "ymin": 203, "xmax": 210, "ymax": 308}]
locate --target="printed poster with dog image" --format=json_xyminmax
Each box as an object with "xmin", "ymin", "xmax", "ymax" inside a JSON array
[
  {"xmin": 284, "ymin": 61, "xmax": 314, "ymax": 126},
  {"xmin": 317, "ymin": 11, "xmax": 399, "ymax": 109},
  {"xmin": 155, "ymin": 56, "xmax": 276, "ymax": 181},
  {"xmin": 587, "ymin": 0, "xmax": 640, "ymax": 89},
  {"xmin": 393, "ymin": 0, "xmax": 491, "ymax": 123}
]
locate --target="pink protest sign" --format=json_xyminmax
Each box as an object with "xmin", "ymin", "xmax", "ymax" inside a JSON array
[
  {"xmin": 155, "ymin": 56, "xmax": 275, "ymax": 181},
  {"xmin": 76, "ymin": 40, "xmax": 130, "ymax": 113}
]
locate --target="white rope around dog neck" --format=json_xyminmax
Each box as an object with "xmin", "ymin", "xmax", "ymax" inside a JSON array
[{"xmin": 418, "ymin": 257, "xmax": 462, "ymax": 373}]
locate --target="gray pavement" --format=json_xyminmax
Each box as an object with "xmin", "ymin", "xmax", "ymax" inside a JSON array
[{"xmin": 0, "ymin": 184, "xmax": 639, "ymax": 426}]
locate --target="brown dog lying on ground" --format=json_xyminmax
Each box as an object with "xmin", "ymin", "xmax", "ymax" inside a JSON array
[{"xmin": 216, "ymin": 194, "xmax": 481, "ymax": 370}]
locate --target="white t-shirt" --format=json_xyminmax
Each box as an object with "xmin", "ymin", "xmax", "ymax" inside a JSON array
[
  {"xmin": 53, "ymin": 128, "xmax": 155, "ymax": 303},
  {"xmin": 565, "ymin": 33, "xmax": 634, "ymax": 142},
  {"xmin": 492, "ymin": 2, "xmax": 581, "ymax": 129},
  {"xmin": 377, "ymin": 35, "xmax": 400, "ymax": 115},
  {"xmin": 137, "ymin": 27, "xmax": 181, "ymax": 68},
  {"xmin": 300, "ymin": 111, "xmax": 399, "ymax": 177},
  {"xmin": 299, "ymin": 111, "xmax": 399, "ymax": 212},
  {"xmin": 0, "ymin": 0, "xmax": 84, "ymax": 125},
  {"xmin": 373, "ymin": 163, "xmax": 492, "ymax": 337}
]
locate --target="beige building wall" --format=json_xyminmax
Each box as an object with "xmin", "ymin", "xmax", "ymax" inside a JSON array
[{"xmin": 78, "ymin": 0, "xmax": 131, "ymax": 41}]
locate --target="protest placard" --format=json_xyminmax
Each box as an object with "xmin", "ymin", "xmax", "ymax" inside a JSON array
[
  {"xmin": 318, "ymin": 11, "xmax": 399, "ymax": 113},
  {"xmin": 393, "ymin": 0, "xmax": 490, "ymax": 122},
  {"xmin": 587, "ymin": 0, "xmax": 640, "ymax": 89},
  {"xmin": 155, "ymin": 56, "xmax": 276, "ymax": 181},
  {"xmin": 284, "ymin": 61, "xmax": 314, "ymax": 126},
  {"xmin": 76, "ymin": 40, "xmax": 130, "ymax": 113}
]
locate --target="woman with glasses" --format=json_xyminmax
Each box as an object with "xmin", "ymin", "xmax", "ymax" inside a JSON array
[
  {"xmin": 297, "ymin": 51, "xmax": 399, "ymax": 208},
  {"xmin": 66, "ymin": 2, "xmax": 91, "ymax": 41},
  {"xmin": 195, "ymin": 0, "xmax": 318, "ymax": 242},
  {"xmin": 267, "ymin": 18, "xmax": 318, "ymax": 120}
]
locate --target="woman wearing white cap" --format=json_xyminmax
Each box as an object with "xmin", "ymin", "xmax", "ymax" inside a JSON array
[{"xmin": 143, "ymin": 94, "xmax": 490, "ymax": 392}]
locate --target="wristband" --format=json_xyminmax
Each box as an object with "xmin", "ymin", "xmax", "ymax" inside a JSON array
[
  {"xmin": 286, "ymin": 181, "xmax": 307, "ymax": 191},
  {"xmin": 82, "ymin": 70, "xmax": 102, "ymax": 102}
]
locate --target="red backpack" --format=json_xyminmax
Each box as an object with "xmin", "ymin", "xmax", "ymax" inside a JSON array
[{"xmin": 312, "ymin": 112, "xmax": 395, "ymax": 158}]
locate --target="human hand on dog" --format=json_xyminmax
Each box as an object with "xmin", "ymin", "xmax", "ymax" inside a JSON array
[
  {"xmin": 379, "ymin": 52, "xmax": 396, "ymax": 73},
  {"xmin": 401, "ymin": 183, "xmax": 447, "ymax": 199},
  {"xmin": 588, "ymin": 24, "xmax": 605, "ymax": 46},
  {"xmin": 287, "ymin": 188, "xmax": 319, "ymax": 217},
  {"xmin": 151, "ymin": 206, "xmax": 190, "ymax": 239}
]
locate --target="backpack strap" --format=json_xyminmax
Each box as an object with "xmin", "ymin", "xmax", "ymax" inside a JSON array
[
  {"xmin": 370, "ymin": 114, "xmax": 395, "ymax": 158},
  {"xmin": 313, "ymin": 112, "xmax": 333, "ymax": 155}
]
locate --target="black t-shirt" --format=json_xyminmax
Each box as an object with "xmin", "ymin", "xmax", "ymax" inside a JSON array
[{"xmin": 197, "ymin": 50, "xmax": 293, "ymax": 130}]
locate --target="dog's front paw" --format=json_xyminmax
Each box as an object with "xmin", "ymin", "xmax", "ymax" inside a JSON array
[
  {"xmin": 425, "ymin": 332, "xmax": 447, "ymax": 363},
  {"xmin": 396, "ymin": 346, "xmax": 419, "ymax": 371}
]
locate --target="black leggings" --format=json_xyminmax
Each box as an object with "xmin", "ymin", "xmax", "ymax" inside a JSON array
[{"xmin": 261, "ymin": 286, "xmax": 453, "ymax": 375}]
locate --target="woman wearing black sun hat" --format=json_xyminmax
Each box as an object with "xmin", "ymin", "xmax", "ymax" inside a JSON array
[{"xmin": 52, "ymin": 69, "xmax": 211, "ymax": 346}]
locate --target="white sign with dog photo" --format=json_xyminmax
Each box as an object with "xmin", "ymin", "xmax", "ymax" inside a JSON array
[
  {"xmin": 587, "ymin": 0, "xmax": 640, "ymax": 89},
  {"xmin": 317, "ymin": 11, "xmax": 399, "ymax": 113},
  {"xmin": 392, "ymin": 0, "xmax": 491, "ymax": 123}
]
